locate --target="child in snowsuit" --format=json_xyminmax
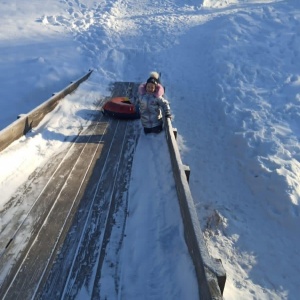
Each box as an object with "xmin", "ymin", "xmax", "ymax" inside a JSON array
[{"xmin": 138, "ymin": 72, "xmax": 171, "ymax": 134}]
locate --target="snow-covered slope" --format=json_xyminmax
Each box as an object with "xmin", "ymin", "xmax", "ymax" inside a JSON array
[{"xmin": 0, "ymin": 0, "xmax": 299, "ymax": 299}]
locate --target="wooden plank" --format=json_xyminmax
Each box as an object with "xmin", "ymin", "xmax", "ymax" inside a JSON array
[
  {"xmin": 0, "ymin": 115, "xmax": 109, "ymax": 299},
  {"xmin": 0, "ymin": 82, "xmax": 141, "ymax": 300},
  {"xmin": 39, "ymin": 82, "xmax": 140, "ymax": 299}
]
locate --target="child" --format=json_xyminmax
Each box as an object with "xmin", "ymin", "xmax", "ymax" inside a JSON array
[{"xmin": 138, "ymin": 72, "xmax": 171, "ymax": 134}]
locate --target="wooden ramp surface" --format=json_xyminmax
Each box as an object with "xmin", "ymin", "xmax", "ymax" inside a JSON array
[{"xmin": 0, "ymin": 82, "xmax": 141, "ymax": 299}]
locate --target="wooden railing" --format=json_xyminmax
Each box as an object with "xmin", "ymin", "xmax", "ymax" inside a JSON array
[
  {"xmin": 0, "ymin": 70, "xmax": 93, "ymax": 152},
  {"xmin": 164, "ymin": 117, "xmax": 226, "ymax": 300}
]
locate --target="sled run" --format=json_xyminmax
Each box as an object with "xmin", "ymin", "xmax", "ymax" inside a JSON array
[{"xmin": 0, "ymin": 72, "xmax": 225, "ymax": 300}]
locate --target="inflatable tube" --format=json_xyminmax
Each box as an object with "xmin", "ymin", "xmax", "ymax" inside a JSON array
[{"xmin": 102, "ymin": 97, "xmax": 140, "ymax": 119}]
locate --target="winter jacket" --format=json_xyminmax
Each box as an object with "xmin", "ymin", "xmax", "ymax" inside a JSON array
[{"xmin": 138, "ymin": 85, "xmax": 171, "ymax": 129}]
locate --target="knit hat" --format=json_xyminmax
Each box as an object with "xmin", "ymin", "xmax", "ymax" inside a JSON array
[
  {"xmin": 146, "ymin": 77, "xmax": 158, "ymax": 85},
  {"xmin": 146, "ymin": 71, "xmax": 160, "ymax": 85}
]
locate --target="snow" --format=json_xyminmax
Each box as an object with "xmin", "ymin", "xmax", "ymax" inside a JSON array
[
  {"xmin": 0, "ymin": 0, "xmax": 299, "ymax": 299},
  {"xmin": 119, "ymin": 133, "xmax": 198, "ymax": 300}
]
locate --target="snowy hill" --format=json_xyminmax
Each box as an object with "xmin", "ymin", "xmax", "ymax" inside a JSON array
[{"xmin": 0, "ymin": 0, "xmax": 299, "ymax": 299}]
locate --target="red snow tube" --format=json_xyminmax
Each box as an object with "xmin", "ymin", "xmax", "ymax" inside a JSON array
[{"xmin": 102, "ymin": 97, "xmax": 140, "ymax": 119}]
